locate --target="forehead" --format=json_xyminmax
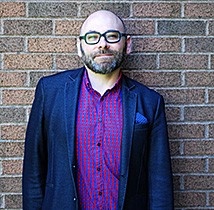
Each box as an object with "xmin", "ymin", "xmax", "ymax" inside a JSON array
[{"xmin": 81, "ymin": 11, "xmax": 124, "ymax": 34}]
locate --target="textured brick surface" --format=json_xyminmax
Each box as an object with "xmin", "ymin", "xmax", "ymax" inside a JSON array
[
  {"xmin": 5, "ymin": 195, "xmax": 22, "ymax": 209},
  {"xmin": 172, "ymin": 158, "xmax": 205, "ymax": 173},
  {"xmin": 1, "ymin": 125, "xmax": 26, "ymax": 140},
  {"xmin": 28, "ymin": 3, "xmax": 78, "ymax": 17},
  {"xmin": 1, "ymin": 1, "xmax": 214, "ymax": 209},
  {"xmin": 28, "ymin": 38, "xmax": 76, "ymax": 53},
  {"xmin": 2, "ymin": 160, "xmax": 23, "ymax": 175},
  {"xmin": 168, "ymin": 124, "xmax": 205, "ymax": 139},
  {"xmin": 4, "ymin": 54, "xmax": 52, "ymax": 70},
  {"xmin": 132, "ymin": 72, "xmax": 181, "ymax": 87},
  {"xmin": 4, "ymin": 20, "xmax": 53, "ymax": 35},
  {"xmin": 158, "ymin": 21, "xmax": 206, "ymax": 36},
  {"xmin": 0, "ymin": 2, "xmax": 25, "ymax": 17},
  {"xmin": 2, "ymin": 89, "xmax": 34, "ymax": 105},
  {"xmin": 132, "ymin": 38, "xmax": 181, "ymax": 53},
  {"xmin": 0, "ymin": 142, "xmax": 24, "ymax": 157},
  {"xmin": 0, "ymin": 38, "xmax": 24, "ymax": 52},
  {"xmin": 124, "ymin": 20, "xmax": 155, "ymax": 35},
  {"xmin": 158, "ymin": 89, "xmax": 205, "ymax": 104},
  {"xmin": 184, "ymin": 141, "xmax": 214, "ymax": 155},
  {"xmin": 80, "ymin": 3, "xmax": 130, "ymax": 18},
  {"xmin": 133, "ymin": 3, "xmax": 181, "ymax": 18},
  {"xmin": 55, "ymin": 20, "xmax": 83, "ymax": 36},
  {"xmin": 185, "ymin": 3, "xmax": 214, "ymax": 18},
  {"xmin": 159, "ymin": 54, "xmax": 208, "ymax": 70},
  {"xmin": 0, "ymin": 72, "xmax": 27, "ymax": 87},
  {"xmin": 174, "ymin": 192, "xmax": 206, "ymax": 207},
  {"xmin": 186, "ymin": 38, "xmax": 214, "ymax": 52}
]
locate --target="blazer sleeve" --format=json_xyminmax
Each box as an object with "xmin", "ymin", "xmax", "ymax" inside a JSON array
[
  {"xmin": 22, "ymin": 78, "xmax": 47, "ymax": 210},
  {"xmin": 148, "ymin": 95, "xmax": 174, "ymax": 209}
]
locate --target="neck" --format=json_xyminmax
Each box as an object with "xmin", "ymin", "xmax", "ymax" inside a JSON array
[{"xmin": 86, "ymin": 67, "xmax": 121, "ymax": 96}]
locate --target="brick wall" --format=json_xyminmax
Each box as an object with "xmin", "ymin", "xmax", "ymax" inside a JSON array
[{"xmin": 0, "ymin": 1, "xmax": 214, "ymax": 209}]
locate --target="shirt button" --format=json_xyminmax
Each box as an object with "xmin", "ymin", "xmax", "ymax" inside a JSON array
[
  {"xmin": 73, "ymin": 197, "xmax": 76, "ymax": 201},
  {"xmin": 97, "ymin": 167, "xmax": 101, "ymax": 171},
  {"xmin": 97, "ymin": 143, "xmax": 101, "ymax": 147},
  {"xmin": 72, "ymin": 165, "xmax": 76, "ymax": 168},
  {"xmin": 98, "ymin": 118, "xmax": 102, "ymax": 122},
  {"xmin": 98, "ymin": 191, "xmax": 102, "ymax": 196}
]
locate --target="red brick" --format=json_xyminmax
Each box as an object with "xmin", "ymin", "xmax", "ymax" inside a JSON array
[
  {"xmin": 4, "ymin": 20, "xmax": 52, "ymax": 35},
  {"xmin": 158, "ymin": 89, "xmax": 205, "ymax": 105},
  {"xmin": 0, "ymin": 142, "xmax": 24, "ymax": 158},
  {"xmin": 80, "ymin": 3, "xmax": 130, "ymax": 18},
  {"xmin": 186, "ymin": 72, "xmax": 214, "ymax": 87},
  {"xmin": 0, "ymin": 177, "xmax": 22, "ymax": 193},
  {"xmin": 210, "ymin": 124, "xmax": 214, "ymax": 138},
  {"xmin": 132, "ymin": 38, "xmax": 181, "ymax": 53},
  {"xmin": 0, "ymin": 38, "xmax": 24, "ymax": 52},
  {"xmin": 124, "ymin": 20, "xmax": 155, "ymax": 35},
  {"xmin": 122, "ymin": 55, "xmax": 156, "ymax": 70},
  {"xmin": 160, "ymin": 54, "xmax": 208, "ymax": 70},
  {"xmin": 185, "ymin": 3, "xmax": 214, "ymax": 18},
  {"xmin": 132, "ymin": 72, "xmax": 181, "ymax": 87},
  {"xmin": 184, "ymin": 140, "xmax": 214, "ymax": 155},
  {"xmin": 173, "ymin": 175, "xmax": 180, "ymax": 190},
  {"xmin": 133, "ymin": 3, "xmax": 181, "ymax": 18},
  {"xmin": 165, "ymin": 106, "xmax": 181, "ymax": 122},
  {"xmin": 184, "ymin": 106, "xmax": 214, "ymax": 121},
  {"xmin": 208, "ymin": 158, "xmax": 214, "ymax": 172},
  {"xmin": 174, "ymin": 192, "xmax": 206, "ymax": 207},
  {"xmin": 0, "ymin": 2, "xmax": 25, "ymax": 17},
  {"xmin": 209, "ymin": 192, "xmax": 214, "ymax": 206},
  {"xmin": 168, "ymin": 124, "xmax": 205, "ymax": 139},
  {"xmin": 2, "ymin": 89, "xmax": 34, "ymax": 105},
  {"xmin": 172, "ymin": 158, "xmax": 205, "ymax": 173},
  {"xmin": 1, "ymin": 125, "xmax": 26, "ymax": 140},
  {"xmin": 56, "ymin": 55, "xmax": 82, "ymax": 70},
  {"xmin": 4, "ymin": 54, "xmax": 52, "ymax": 70},
  {"xmin": 169, "ymin": 141, "xmax": 181, "ymax": 156},
  {"xmin": 55, "ymin": 20, "xmax": 83, "ymax": 36},
  {"xmin": 28, "ymin": 38, "xmax": 76, "ymax": 53},
  {"xmin": 5, "ymin": 195, "xmax": 22, "ymax": 209},
  {"xmin": 0, "ymin": 72, "xmax": 27, "ymax": 87},
  {"xmin": 184, "ymin": 175, "xmax": 214, "ymax": 190},
  {"xmin": 2, "ymin": 160, "xmax": 23, "ymax": 175}
]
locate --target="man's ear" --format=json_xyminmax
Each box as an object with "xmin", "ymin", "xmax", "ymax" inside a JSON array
[
  {"xmin": 125, "ymin": 35, "xmax": 132, "ymax": 54},
  {"xmin": 77, "ymin": 38, "xmax": 82, "ymax": 57}
]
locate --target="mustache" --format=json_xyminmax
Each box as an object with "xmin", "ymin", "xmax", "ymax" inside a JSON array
[{"xmin": 91, "ymin": 49, "xmax": 117, "ymax": 58}]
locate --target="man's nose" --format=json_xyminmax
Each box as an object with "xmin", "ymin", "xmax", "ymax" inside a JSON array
[{"xmin": 98, "ymin": 36, "xmax": 109, "ymax": 49}]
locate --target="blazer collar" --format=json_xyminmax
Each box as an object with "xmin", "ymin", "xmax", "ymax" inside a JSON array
[{"xmin": 118, "ymin": 76, "xmax": 137, "ymax": 209}]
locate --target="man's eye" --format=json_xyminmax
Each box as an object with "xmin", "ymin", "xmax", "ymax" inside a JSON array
[
  {"xmin": 107, "ymin": 33, "xmax": 119, "ymax": 40},
  {"xmin": 87, "ymin": 34, "xmax": 99, "ymax": 41}
]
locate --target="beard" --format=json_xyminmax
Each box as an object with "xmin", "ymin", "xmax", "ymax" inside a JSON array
[{"xmin": 80, "ymin": 44, "xmax": 126, "ymax": 74}]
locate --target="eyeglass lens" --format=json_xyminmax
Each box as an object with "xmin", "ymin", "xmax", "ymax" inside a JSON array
[{"xmin": 85, "ymin": 31, "xmax": 121, "ymax": 44}]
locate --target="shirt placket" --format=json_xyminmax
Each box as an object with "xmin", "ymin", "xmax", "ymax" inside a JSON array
[{"xmin": 95, "ymin": 96, "xmax": 105, "ymax": 209}]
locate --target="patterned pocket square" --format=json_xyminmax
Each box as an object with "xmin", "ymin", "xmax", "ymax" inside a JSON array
[{"xmin": 135, "ymin": 112, "xmax": 148, "ymax": 124}]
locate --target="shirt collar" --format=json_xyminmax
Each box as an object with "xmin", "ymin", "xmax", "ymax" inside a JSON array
[{"xmin": 83, "ymin": 69, "xmax": 122, "ymax": 93}]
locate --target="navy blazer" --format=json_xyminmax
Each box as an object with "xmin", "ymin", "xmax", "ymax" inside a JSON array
[{"xmin": 23, "ymin": 67, "xmax": 174, "ymax": 210}]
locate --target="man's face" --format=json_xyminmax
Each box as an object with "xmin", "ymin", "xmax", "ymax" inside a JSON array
[
  {"xmin": 80, "ymin": 40, "xmax": 126, "ymax": 74},
  {"xmin": 78, "ymin": 11, "xmax": 130, "ymax": 74}
]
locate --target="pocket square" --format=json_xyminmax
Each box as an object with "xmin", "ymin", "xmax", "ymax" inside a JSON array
[{"xmin": 135, "ymin": 112, "xmax": 148, "ymax": 124}]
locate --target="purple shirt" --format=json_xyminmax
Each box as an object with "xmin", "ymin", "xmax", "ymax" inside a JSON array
[{"xmin": 76, "ymin": 70, "xmax": 123, "ymax": 209}]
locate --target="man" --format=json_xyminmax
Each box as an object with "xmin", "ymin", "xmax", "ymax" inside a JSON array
[{"xmin": 23, "ymin": 10, "xmax": 174, "ymax": 210}]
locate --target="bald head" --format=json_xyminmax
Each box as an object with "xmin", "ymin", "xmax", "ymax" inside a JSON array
[{"xmin": 80, "ymin": 10, "xmax": 126, "ymax": 35}]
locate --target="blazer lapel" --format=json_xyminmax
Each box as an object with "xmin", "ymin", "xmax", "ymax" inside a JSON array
[
  {"xmin": 64, "ymin": 69, "xmax": 84, "ymax": 174},
  {"xmin": 118, "ymin": 76, "xmax": 137, "ymax": 209}
]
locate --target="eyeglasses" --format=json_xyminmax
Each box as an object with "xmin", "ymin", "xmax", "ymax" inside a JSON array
[{"xmin": 79, "ymin": 30, "xmax": 127, "ymax": 45}]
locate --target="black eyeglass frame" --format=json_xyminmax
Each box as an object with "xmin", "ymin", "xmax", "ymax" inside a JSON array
[{"xmin": 79, "ymin": 30, "xmax": 127, "ymax": 45}]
